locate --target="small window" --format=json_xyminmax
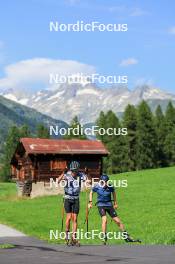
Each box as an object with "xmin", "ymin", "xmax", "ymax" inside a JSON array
[{"xmin": 51, "ymin": 159, "xmax": 67, "ymax": 170}]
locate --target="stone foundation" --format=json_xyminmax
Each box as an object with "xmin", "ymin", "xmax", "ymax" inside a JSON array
[
  {"xmin": 16, "ymin": 180, "xmax": 32, "ymax": 197},
  {"xmin": 16, "ymin": 180, "xmax": 90, "ymax": 198},
  {"xmin": 30, "ymin": 182, "xmax": 64, "ymax": 198}
]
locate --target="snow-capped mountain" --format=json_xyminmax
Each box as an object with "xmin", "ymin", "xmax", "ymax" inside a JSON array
[{"xmin": 1, "ymin": 84, "xmax": 175, "ymax": 123}]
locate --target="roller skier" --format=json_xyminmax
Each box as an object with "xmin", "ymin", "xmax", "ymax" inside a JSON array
[{"xmin": 89, "ymin": 174, "xmax": 141, "ymax": 245}]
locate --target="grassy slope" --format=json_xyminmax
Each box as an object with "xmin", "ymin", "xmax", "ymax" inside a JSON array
[{"xmin": 0, "ymin": 167, "xmax": 175, "ymax": 245}]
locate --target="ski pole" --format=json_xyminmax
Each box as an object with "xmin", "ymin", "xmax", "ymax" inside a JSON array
[
  {"xmin": 61, "ymin": 197, "xmax": 65, "ymax": 232},
  {"xmin": 85, "ymin": 188, "xmax": 88, "ymax": 232},
  {"xmin": 84, "ymin": 188, "xmax": 91, "ymax": 233}
]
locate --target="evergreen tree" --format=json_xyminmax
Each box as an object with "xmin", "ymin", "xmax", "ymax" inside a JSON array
[
  {"xmin": 164, "ymin": 101, "xmax": 175, "ymax": 130},
  {"xmin": 64, "ymin": 116, "xmax": 86, "ymax": 139},
  {"xmin": 136, "ymin": 101, "xmax": 157, "ymax": 170},
  {"xmin": 154, "ymin": 105, "xmax": 167, "ymax": 166},
  {"xmin": 20, "ymin": 125, "xmax": 31, "ymax": 137},
  {"xmin": 0, "ymin": 126, "xmax": 21, "ymax": 182},
  {"xmin": 164, "ymin": 128, "xmax": 175, "ymax": 165},
  {"xmin": 96, "ymin": 111, "xmax": 109, "ymax": 173},
  {"xmin": 96, "ymin": 111, "xmax": 108, "ymax": 143},
  {"xmin": 164, "ymin": 102, "xmax": 175, "ymax": 165},
  {"xmin": 36, "ymin": 124, "xmax": 50, "ymax": 138},
  {"xmin": 123, "ymin": 104, "xmax": 137, "ymax": 171},
  {"xmin": 97, "ymin": 110, "xmax": 124, "ymax": 174},
  {"xmin": 109, "ymin": 111, "xmax": 126, "ymax": 174}
]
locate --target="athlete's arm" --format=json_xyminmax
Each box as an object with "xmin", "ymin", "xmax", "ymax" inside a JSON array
[
  {"xmin": 57, "ymin": 168, "xmax": 67, "ymax": 183},
  {"xmin": 112, "ymin": 191, "xmax": 118, "ymax": 209},
  {"xmin": 81, "ymin": 169, "xmax": 91, "ymax": 188},
  {"xmin": 57, "ymin": 172, "xmax": 65, "ymax": 183},
  {"xmin": 80, "ymin": 170, "xmax": 87, "ymax": 182}
]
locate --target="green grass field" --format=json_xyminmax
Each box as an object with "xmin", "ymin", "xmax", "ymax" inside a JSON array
[{"xmin": 0, "ymin": 167, "xmax": 175, "ymax": 245}]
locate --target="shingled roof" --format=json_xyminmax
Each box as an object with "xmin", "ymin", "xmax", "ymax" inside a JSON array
[{"xmin": 19, "ymin": 138, "xmax": 109, "ymax": 155}]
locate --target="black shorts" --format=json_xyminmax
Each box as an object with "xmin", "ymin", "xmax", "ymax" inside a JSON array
[
  {"xmin": 98, "ymin": 206, "xmax": 117, "ymax": 218},
  {"xmin": 64, "ymin": 198, "xmax": 80, "ymax": 214}
]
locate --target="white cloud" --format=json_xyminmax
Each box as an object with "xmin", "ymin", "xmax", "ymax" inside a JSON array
[
  {"xmin": 0, "ymin": 58, "xmax": 96, "ymax": 93},
  {"xmin": 168, "ymin": 26, "xmax": 175, "ymax": 35},
  {"xmin": 130, "ymin": 7, "xmax": 148, "ymax": 17},
  {"xmin": 120, "ymin": 58, "xmax": 138, "ymax": 67}
]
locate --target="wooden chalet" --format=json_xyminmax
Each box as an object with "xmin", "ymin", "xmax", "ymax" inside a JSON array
[{"xmin": 10, "ymin": 138, "xmax": 109, "ymax": 196}]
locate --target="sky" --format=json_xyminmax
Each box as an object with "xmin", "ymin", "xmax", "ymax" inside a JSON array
[{"xmin": 0, "ymin": 0, "xmax": 175, "ymax": 93}]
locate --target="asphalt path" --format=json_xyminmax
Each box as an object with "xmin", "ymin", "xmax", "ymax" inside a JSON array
[{"xmin": 0, "ymin": 225, "xmax": 174, "ymax": 264}]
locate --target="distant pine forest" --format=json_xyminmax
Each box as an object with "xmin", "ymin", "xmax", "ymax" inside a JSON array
[{"xmin": 1, "ymin": 100, "xmax": 175, "ymax": 181}]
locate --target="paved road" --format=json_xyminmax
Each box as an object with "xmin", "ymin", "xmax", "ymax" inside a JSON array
[
  {"xmin": 0, "ymin": 225, "xmax": 174, "ymax": 264},
  {"xmin": 0, "ymin": 224, "xmax": 26, "ymax": 237},
  {"xmin": 0, "ymin": 236, "xmax": 175, "ymax": 264}
]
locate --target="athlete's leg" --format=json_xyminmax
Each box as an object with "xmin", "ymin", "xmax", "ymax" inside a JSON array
[
  {"xmin": 98, "ymin": 207, "xmax": 107, "ymax": 243},
  {"xmin": 112, "ymin": 216, "xmax": 136, "ymax": 242},
  {"xmin": 71, "ymin": 213, "xmax": 78, "ymax": 239},
  {"xmin": 112, "ymin": 216, "xmax": 125, "ymax": 231},
  {"xmin": 65, "ymin": 213, "xmax": 71, "ymax": 240},
  {"xmin": 102, "ymin": 215, "xmax": 107, "ymax": 234},
  {"xmin": 64, "ymin": 199, "xmax": 72, "ymax": 241},
  {"xmin": 107, "ymin": 207, "xmax": 140, "ymax": 243},
  {"xmin": 66, "ymin": 213, "xmax": 72, "ymax": 230},
  {"xmin": 71, "ymin": 199, "xmax": 79, "ymax": 240}
]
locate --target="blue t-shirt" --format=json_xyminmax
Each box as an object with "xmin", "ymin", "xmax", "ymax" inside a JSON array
[{"xmin": 92, "ymin": 183, "xmax": 115, "ymax": 207}]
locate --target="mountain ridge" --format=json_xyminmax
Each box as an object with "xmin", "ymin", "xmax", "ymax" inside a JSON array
[
  {"xmin": 0, "ymin": 95, "xmax": 68, "ymax": 157},
  {"xmin": 1, "ymin": 84, "xmax": 175, "ymax": 123}
]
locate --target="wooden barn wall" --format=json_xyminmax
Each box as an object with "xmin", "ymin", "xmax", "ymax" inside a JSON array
[
  {"xmin": 11, "ymin": 154, "xmax": 33, "ymax": 181},
  {"xmin": 30, "ymin": 154, "xmax": 102, "ymax": 182},
  {"xmin": 11, "ymin": 153, "xmax": 103, "ymax": 182}
]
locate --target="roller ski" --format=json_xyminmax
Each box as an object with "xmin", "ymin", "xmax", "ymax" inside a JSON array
[
  {"xmin": 70, "ymin": 238, "xmax": 81, "ymax": 247},
  {"xmin": 65, "ymin": 239, "xmax": 71, "ymax": 246},
  {"xmin": 65, "ymin": 231, "xmax": 71, "ymax": 246},
  {"xmin": 102, "ymin": 240, "xmax": 107, "ymax": 245},
  {"xmin": 124, "ymin": 231, "xmax": 141, "ymax": 243}
]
